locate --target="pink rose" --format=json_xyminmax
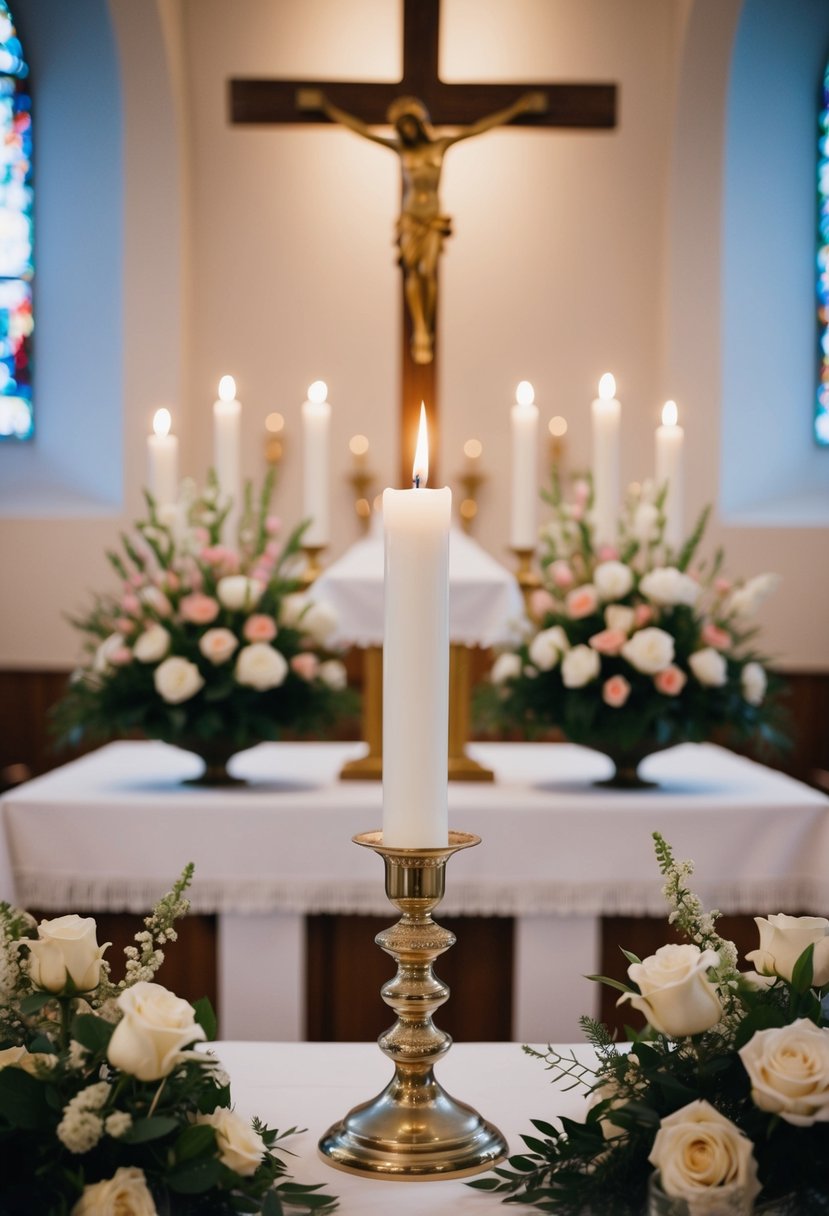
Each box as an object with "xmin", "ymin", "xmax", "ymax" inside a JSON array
[
  {"xmin": 291, "ymin": 652, "xmax": 320, "ymax": 681},
  {"xmin": 179, "ymin": 593, "xmax": 220, "ymax": 625},
  {"xmin": 115, "ymin": 617, "xmax": 135, "ymax": 634},
  {"xmin": 603, "ymin": 675, "xmax": 631, "ymax": 708},
  {"xmin": 250, "ymin": 565, "xmax": 272, "ymax": 585},
  {"xmin": 529, "ymin": 588, "xmax": 557, "ymax": 622},
  {"xmin": 265, "ymin": 515, "xmax": 281, "ymax": 536},
  {"xmin": 566, "ymin": 585, "xmax": 599, "ymax": 619},
  {"xmin": 109, "ymin": 646, "xmax": 132, "ymax": 666},
  {"xmin": 201, "ymin": 546, "xmax": 240, "ymax": 576},
  {"xmin": 551, "ymin": 561, "xmax": 575, "ymax": 589},
  {"xmin": 163, "ymin": 571, "xmax": 180, "ymax": 593},
  {"xmin": 597, "ymin": 544, "xmax": 619, "ymax": 562},
  {"xmin": 589, "ymin": 628, "xmax": 627, "ymax": 656},
  {"xmin": 121, "ymin": 593, "xmax": 140, "ymax": 617},
  {"xmin": 655, "ymin": 664, "xmax": 687, "ymax": 696},
  {"xmin": 714, "ymin": 577, "xmax": 732, "ymax": 595},
  {"xmin": 701, "ymin": 622, "xmax": 731, "ymax": 650},
  {"xmin": 634, "ymin": 603, "xmax": 654, "ymax": 628},
  {"xmin": 243, "ymin": 614, "xmax": 278, "ymax": 643}
]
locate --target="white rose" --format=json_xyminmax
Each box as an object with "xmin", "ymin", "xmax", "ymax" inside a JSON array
[
  {"xmin": 739, "ymin": 1018, "xmax": 829, "ymax": 1126},
  {"xmin": 302, "ymin": 600, "xmax": 339, "ymax": 644},
  {"xmin": 724, "ymin": 573, "xmax": 780, "ymax": 618},
  {"xmin": 593, "ymin": 560, "xmax": 634, "ymax": 601},
  {"xmin": 618, "ymin": 944, "xmax": 722, "ymax": 1037},
  {"xmin": 648, "ymin": 1100, "xmax": 760, "ymax": 1212},
  {"xmin": 317, "ymin": 658, "xmax": 347, "ymax": 690},
  {"xmin": 604, "ymin": 604, "xmax": 635, "ymax": 634},
  {"xmin": 639, "ymin": 567, "xmax": 701, "ymax": 608},
  {"xmin": 107, "ymin": 981, "xmax": 205, "ymax": 1081},
  {"xmin": 234, "ymin": 643, "xmax": 288, "ymax": 691},
  {"xmin": 745, "ymin": 914, "xmax": 829, "ymax": 987},
  {"xmin": 528, "ymin": 625, "xmax": 570, "ymax": 672},
  {"xmin": 71, "ymin": 1166, "xmax": 157, "ymax": 1216},
  {"xmin": 490, "ymin": 653, "xmax": 522, "ymax": 685},
  {"xmin": 93, "ymin": 633, "xmax": 127, "ymax": 674},
  {"xmin": 216, "ymin": 575, "xmax": 264, "ymax": 612},
  {"xmin": 620, "ymin": 627, "xmax": 675, "ymax": 675},
  {"xmin": 138, "ymin": 585, "xmax": 171, "ymax": 617},
  {"xmin": 195, "ymin": 1107, "xmax": 266, "ymax": 1176},
  {"xmin": 632, "ymin": 501, "xmax": 660, "ymax": 544},
  {"xmin": 25, "ymin": 915, "xmax": 109, "ymax": 994},
  {"xmin": 561, "ymin": 644, "xmax": 600, "ymax": 689},
  {"xmin": 153, "ymin": 656, "xmax": 204, "ymax": 704},
  {"xmin": 279, "ymin": 592, "xmax": 310, "ymax": 628},
  {"xmin": 198, "ymin": 627, "xmax": 239, "ymax": 665},
  {"xmin": 132, "ymin": 625, "xmax": 170, "ymax": 664},
  {"xmin": 741, "ymin": 661, "xmax": 767, "ymax": 706},
  {"xmin": 689, "ymin": 648, "xmax": 728, "ymax": 687}
]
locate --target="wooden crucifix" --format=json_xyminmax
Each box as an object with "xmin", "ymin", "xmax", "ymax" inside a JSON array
[{"xmin": 231, "ymin": 0, "xmax": 616, "ymax": 485}]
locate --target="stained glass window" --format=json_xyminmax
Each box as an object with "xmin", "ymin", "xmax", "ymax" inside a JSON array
[
  {"xmin": 818, "ymin": 57, "xmax": 829, "ymax": 445},
  {"xmin": 0, "ymin": 1, "xmax": 31, "ymax": 442}
]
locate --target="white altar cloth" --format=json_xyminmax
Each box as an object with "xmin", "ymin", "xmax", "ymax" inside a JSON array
[{"xmin": 2, "ymin": 741, "xmax": 827, "ymax": 1041}]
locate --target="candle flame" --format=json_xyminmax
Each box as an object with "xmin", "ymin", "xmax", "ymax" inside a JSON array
[
  {"xmin": 516, "ymin": 380, "xmax": 535, "ymax": 407},
  {"xmin": 308, "ymin": 379, "xmax": 328, "ymax": 404},
  {"xmin": 662, "ymin": 399, "xmax": 678, "ymax": 427},
  {"xmin": 218, "ymin": 375, "xmax": 236, "ymax": 402},
  {"xmin": 153, "ymin": 407, "xmax": 172, "ymax": 438},
  {"xmin": 413, "ymin": 402, "xmax": 429, "ymax": 487},
  {"xmin": 598, "ymin": 373, "xmax": 616, "ymax": 400}
]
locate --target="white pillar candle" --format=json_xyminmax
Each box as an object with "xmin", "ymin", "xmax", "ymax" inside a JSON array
[
  {"xmin": 591, "ymin": 372, "xmax": 621, "ymax": 546},
  {"xmin": 213, "ymin": 375, "xmax": 242, "ymax": 544},
  {"xmin": 655, "ymin": 399, "xmax": 685, "ymax": 551},
  {"xmin": 302, "ymin": 379, "xmax": 331, "ymax": 547},
  {"xmin": 382, "ymin": 405, "xmax": 451, "ymax": 848},
  {"xmin": 510, "ymin": 380, "xmax": 539, "ymax": 549},
  {"xmin": 147, "ymin": 408, "xmax": 178, "ymax": 513}
]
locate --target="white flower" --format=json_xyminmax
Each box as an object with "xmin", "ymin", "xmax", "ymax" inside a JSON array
[
  {"xmin": 279, "ymin": 592, "xmax": 311, "ymax": 628},
  {"xmin": 739, "ymin": 1018, "xmax": 829, "ymax": 1126},
  {"xmin": 57, "ymin": 1081, "xmax": 110, "ymax": 1154},
  {"xmin": 195, "ymin": 1107, "xmax": 266, "ymax": 1176},
  {"xmin": 71, "ymin": 1167, "xmax": 157, "ymax": 1216},
  {"xmin": 133, "ymin": 625, "xmax": 170, "ymax": 664},
  {"xmin": 317, "ymin": 659, "xmax": 347, "ymax": 690},
  {"xmin": 745, "ymin": 914, "xmax": 829, "ymax": 987},
  {"xmin": 301, "ymin": 600, "xmax": 339, "ymax": 644},
  {"xmin": 198, "ymin": 627, "xmax": 239, "ymax": 665},
  {"xmin": 216, "ymin": 575, "xmax": 264, "ymax": 612},
  {"xmin": 648, "ymin": 1100, "xmax": 760, "ymax": 1211},
  {"xmin": 528, "ymin": 625, "xmax": 570, "ymax": 672},
  {"xmin": 593, "ymin": 560, "xmax": 633, "ymax": 601},
  {"xmin": 632, "ymin": 501, "xmax": 660, "ymax": 544},
  {"xmin": 105, "ymin": 1111, "xmax": 133, "ymax": 1138},
  {"xmin": 618, "ymin": 944, "xmax": 722, "ymax": 1037},
  {"xmin": 235, "ymin": 643, "xmax": 288, "ymax": 691},
  {"xmin": 490, "ymin": 653, "xmax": 522, "ymax": 685},
  {"xmin": 138, "ymin": 585, "xmax": 171, "ymax": 617},
  {"xmin": 107, "ymin": 981, "xmax": 206, "ymax": 1082},
  {"xmin": 723, "ymin": 573, "xmax": 780, "ymax": 618},
  {"xmin": 741, "ymin": 661, "xmax": 767, "ymax": 706},
  {"xmin": 153, "ymin": 656, "xmax": 204, "ymax": 704},
  {"xmin": 93, "ymin": 633, "xmax": 127, "ymax": 674},
  {"xmin": 25, "ymin": 915, "xmax": 109, "ymax": 994},
  {"xmin": 561, "ymin": 644, "xmax": 600, "ymax": 688},
  {"xmin": 688, "ymin": 648, "xmax": 727, "ymax": 687},
  {"xmin": 620, "ymin": 627, "xmax": 675, "ymax": 675},
  {"xmin": 604, "ymin": 604, "xmax": 636, "ymax": 634},
  {"xmin": 640, "ymin": 567, "xmax": 701, "ymax": 608}
]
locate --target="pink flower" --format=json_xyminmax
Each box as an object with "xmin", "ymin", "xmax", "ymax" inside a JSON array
[
  {"xmin": 597, "ymin": 544, "xmax": 619, "ymax": 562},
  {"xmin": 163, "ymin": 571, "xmax": 180, "ymax": 593},
  {"xmin": 701, "ymin": 622, "xmax": 731, "ymax": 650},
  {"xmin": 243, "ymin": 614, "xmax": 278, "ymax": 643},
  {"xmin": 115, "ymin": 617, "xmax": 135, "ymax": 634},
  {"xmin": 129, "ymin": 571, "xmax": 144, "ymax": 589},
  {"xmin": 121, "ymin": 594, "xmax": 140, "ymax": 617},
  {"xmin": 179, "ymin": 593, "xmax": 220, "ymax": 625},
  {"xmin": 264, "ymin": 540, "xmax": 280, "ymax": 559},
  {"xmin": 193, "ymin": 527, "xmax": 210, "ymax": 545},
  {"xmin": 573, "ymin": 478, "xmax": 590, "ymax": 505},
  {"xmin": 654, "ymin": 664, "xmax": 687, "ymax": 696},
  {"xmin": 714, "ymin": 577, "xmax": 732, "ymax": 595},
  {"xmin": 589, "ymin": 628, "xmax": 627, "ymax": 656},
  {"xmin": 109, "ymin": 646, "xmax": 132, "ymax": 666},
  {"xmin": 291, "ymin": 652, "xmax": 320, "ymax": 681},
  {"xmin": 634, "ymin": 603, "xmax": 654, "ymax": 628},
  {"xmin": 265, "ymin": 515, "xmax": 282, "ymax": 536},
  {"xmin": 566, "ymin": 584, "xmax": 599, "ymax": 619},
  {"xmin": 603, "ymin": 675, "xmax": 631, "ymax": 708},
  {"xmin": 551, "ymin": 561, "xmax": 575, "ymax": 589},
  {"xmin": 570, "ymin": 503, "xmax": 584, "ymax": 522},
  {"xmin": 201, "ymin": 545, "xmax": 240, "ymax": 576},
  {"xmin": 529, "ymin": 588, "xmax": 557, "ymax": 621}
]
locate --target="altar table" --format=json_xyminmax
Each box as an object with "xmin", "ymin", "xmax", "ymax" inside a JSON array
[{"xmin": 1, "ymin": 741, "xmax": 827, "ymax": 1041}]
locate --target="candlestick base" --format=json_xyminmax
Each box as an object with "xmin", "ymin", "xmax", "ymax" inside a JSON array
[
  {"xmin": 318, "ymin": 830, "xmax": 507, "ymax": 1179},
  {"xmin": 511, "ymin": 546, "xmax": 541, "ymax": 614},
  {"xmin": 299, "ymin": 544, "xmax": 326, "ymax": 588}
]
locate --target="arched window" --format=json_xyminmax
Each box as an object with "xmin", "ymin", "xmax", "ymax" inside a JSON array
[
  {"xmin": 0, "ymin": 0, "xmax": 31, "ymax": 442},
  {"xmin": 818, "ymin": 55, "xmax": 829, "ymax": 446}
]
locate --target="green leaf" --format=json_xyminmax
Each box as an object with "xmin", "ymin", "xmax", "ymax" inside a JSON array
[
  {"xmin": 121, "ymin": 1115, "xmax": 180, "ymax": 1144},
  {"xmin": 19, "ymin": 991, "xmax": 53, "ymax": 1016},
  {"xmin": 193, "ymin": 996, "xmax": 218, "ymax": 1042},
  {"xmin": 529, "ymin": 1118, "xmax": 560, "ymax": 1138},
  {"xmin": 620, "ymin": 949, "xmax": 641, "ymax": 966},
  {"xmin": 167, "ymin": 1156, "xmax": 224, "ymax": 1194},
  {"xmin": 262, "ymin": 1192, "xmax": 285, "ymax": 1216},
  {"xmin": 791, "ymin": 943, "xmax": 815, "ymax": 994},
  {"xmin": 585, "ymin": 973, "xmax": 635, "ymax": 996},
  {"xmin": 175, "ymin": 1122, "xmax": 216, "ymax": 1162},
  {"xmin": 71, "ymin": 1012, "xmax": 115, "ymax": 1054},
  {"xmin": 467, "ymin": 1178, "xmax": 503, "ymax": 1191}
]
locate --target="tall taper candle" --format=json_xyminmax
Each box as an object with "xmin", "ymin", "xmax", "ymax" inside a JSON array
[
  {"xmin": 591, "ymin": 372, "xmax": 621, "ymax": 546},
  {"xmin": 302, "ymin": 379, "xmax": 331, "ymax": 547},
  {"xmin": 510, "ymin": 380, "xmax": 539, "ymax": 549},
  {"xmin": 655, "ymin": 399, "xmax": 684, "ymax": 551},
  {"xmin": 147, "ymin": 408, "xmax": 178, "ymax": 513},
  {"xmin": 213, "ymin": 375, "xmax": 242, "ymax": 543},
  {"xmin": 382, "ymin": 405, "xmax": 451, "ymax": 847}
]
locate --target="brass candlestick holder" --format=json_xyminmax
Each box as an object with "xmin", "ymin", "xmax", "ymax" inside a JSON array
[
  {"xmin": 300, "ymin": 544, "xmax": 326, "ymax": 588},
  {"xmin": 318, "ymin": 830, "xmax": 507, "ymax": 1179},
  {"xmin": 511, "ymin": 546, "xmax": 541, "ymax": 614}
]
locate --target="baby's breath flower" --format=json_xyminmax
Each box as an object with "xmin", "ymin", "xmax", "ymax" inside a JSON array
[
  {"xmin": 105, "ymin": 1110, "xmax": 132, "ymax": 1138},
  {"xmin": 57, "ymin": 1082, "xmax": 111, "ymax": 1154}
]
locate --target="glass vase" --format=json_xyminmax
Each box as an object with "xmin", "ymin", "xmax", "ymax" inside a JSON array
[{"xmin": 647, "ymin": 1173, "xmax": 755, "ymax": 1216}]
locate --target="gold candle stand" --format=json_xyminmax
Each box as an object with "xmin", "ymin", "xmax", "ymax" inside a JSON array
[
  {"xmin": 511, "ymin": 546, "xmax": 541, "ymax": 614},
  {"xmin": 318, "ymin": 830, "xmax": 507, "ymax": 1179},
  {"xmin": 299, "ymin": 544, "xmax": 326, "ymax": 588}
]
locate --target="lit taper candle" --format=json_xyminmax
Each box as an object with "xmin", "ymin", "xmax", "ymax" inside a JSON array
[
  {"xmin": 510, "ymin": 380, "xmax": 539, "ymax": 549},
  {"xmin": 382, "ymin": 404, "xmax": 451, "ymax": 847},
  {"xmin": 213, "ymin": 375, "xmax": 242, "ymax": 542},
  {"xmin": 591, "ymin": 372, "xmax": 621, "ymax": 546},
  {"xmin": 655, "ymin": 399, "xmax": 685, "ymax": 551},
  {"xmin": 302, "ymin": 379, "xmax": 331, "ymax": 547},
  {"xmin": 147, "ymin": 408, "xmax": 178, "ymax": 513}
]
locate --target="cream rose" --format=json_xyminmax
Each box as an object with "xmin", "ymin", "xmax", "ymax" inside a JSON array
[
  {"xmin": 561, "ymin": 644, "xmax": 600, "ymax": 689},
  {"xmin": 689, "ymin": 648, "xmax": 728, "ymax": 687},
  {"xmin": 107, "ymin": 981, "xmax": 205, "ymax": 1082},
  {"xmin": 741, "ymin": 662, "xmax": 767, "ymax": 706},
  {"xmin": 593, "ymin": 560, "xmax": 634, "ymax": 601},
  {"xmin": 198, "ymin": 627, "xmax": 239, "ymax": 666},
  {"xmin": 93, "ymin": 633, "xmax": 127, "ymax": 674},
  {"xmin": 132, "ymin": 624, "xmax": 170, "ymax": 664},
  {"xmin": 739, "ymin": 1018, "xmax": 829, "ymax": 1126},
  {"xmin": 71, "ymin": 1166, "xmax": 157, "ymax": 1216},
  {"xmin": 234, "ymin": 643, "xmax": 288, "ymax": 691},
  {"xmin": 605, "ymin": 604, "xmax": 636, "ymax": 634},
  {"xmin": 632, "ymin": 501, "xmax": 660, "ymax": 544},
  {"xmin": 300, "ymin": 600, "xmax": 339, "ymax": 644},
  {"xmin": 745, "ymin": 914, "xmax": 829, "ymax": 987},
  {"xmin": 153, "ymin": 656, "xmax": 204, "ymax": 704},
  {"xmin": 639, "ymin": 567, "xmax": 701, "ymax": 608},
  {"xmin": 723, "ymin": 573, "xmax": 780, "ymax": 618},
  {"xmin": 317, "ymin": 658, "xmax": 347, "ymax": 690},
  {"xmin": 216, "ymin": 575, "xmax": 264, "ymax": 612},
  {"xmin": 648, "ymin": 1100, "xmax": 760, "ymax": 1212},
  {"xmin": 490, "ymin": 653, "xmax": 522, "ymax": 684},
  {"xmin": 618, "ymin": 944, "xmax": 722, "ymax": 1038},
  {"xmin": 195, "ymin": 1107, "xmax": 266, "ymax": 1176},
  {"xmin": 528, "ymin": 625, "xmax": 570, "ymax": 672},
  {"xmin": 621, "ymin": 627, "xmax": 675, "ymax": 675},
  {"xmin": 26, "ymin": 915, "xmax": 109, "ymax": 994}
]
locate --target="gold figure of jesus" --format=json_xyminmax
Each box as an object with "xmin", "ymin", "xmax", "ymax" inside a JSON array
[{"xmin": 298, "ymin": 89, "xmax": 547, "ymax": 364}]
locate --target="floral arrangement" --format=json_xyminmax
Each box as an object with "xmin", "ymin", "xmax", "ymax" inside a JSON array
[
  {"xmin": 481, "ymin": 478, "xmax": 784, "ymax": 779},
  {"xmin": 0, "ymin": 866, "xmax": 337, "ymax": 1214},
  {"xmin": 54, "ymin": 472, "xmax": 353, "ymax": 775},
  {"xmin": 471, "ymin": 833, "xmax": 829, "ymax": 1215}
]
